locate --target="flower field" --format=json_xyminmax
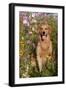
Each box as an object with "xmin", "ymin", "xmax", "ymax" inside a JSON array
[{"xmin": 19, "ymin": 12, "xmax": 58, "ymax": 78}]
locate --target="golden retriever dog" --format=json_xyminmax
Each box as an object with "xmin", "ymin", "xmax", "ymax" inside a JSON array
[{"xmin": 36, "ymin": 22, "xmax": 52, "ymax": 72}]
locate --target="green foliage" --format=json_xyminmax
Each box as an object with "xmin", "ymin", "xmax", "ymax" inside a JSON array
[{"xmin": 27, "ymin": 59, "xmax": 57, "ymax": 77}]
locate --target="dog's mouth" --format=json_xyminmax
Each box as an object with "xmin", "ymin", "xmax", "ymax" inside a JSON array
[{"xmin": 40, "ymin": 32, "xmax": 47, "ymax": 41}]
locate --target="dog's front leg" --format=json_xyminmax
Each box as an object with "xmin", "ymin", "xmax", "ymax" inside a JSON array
[
  {"xmin": 37, "ymin": 55, "xmax": 42, "ymax": 72},
  {"xmin": 37, "ymin": 43, "xmax": 43, "ymax": 72}
]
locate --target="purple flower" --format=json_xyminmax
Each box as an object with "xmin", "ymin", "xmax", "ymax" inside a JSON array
[{"xmin": 23, "ymin": 16, "xmax": 30, "ymax": 26}]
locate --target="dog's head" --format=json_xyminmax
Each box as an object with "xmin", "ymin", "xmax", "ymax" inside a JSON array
[{"xmin": 38, "ymin": 23, "xmax": 52, "ymax": 41}]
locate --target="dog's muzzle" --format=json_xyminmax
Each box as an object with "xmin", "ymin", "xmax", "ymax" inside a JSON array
[{"xmin": 40, "ymin": 32, "xmax": 47, "ymax": 41}]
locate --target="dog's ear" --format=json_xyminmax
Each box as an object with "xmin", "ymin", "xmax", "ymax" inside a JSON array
[
  {"xmin": 48, "ymin": 25, "xmax": 52, "ymax": 34},
  {"xmin": 37, "ymin": 24, "xmax": 42, "ymax": 34}
]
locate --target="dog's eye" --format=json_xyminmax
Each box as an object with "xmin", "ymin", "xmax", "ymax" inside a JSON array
[
  {"xmin": 45, "ymin": 28, "xmax": 48, "ymax": 30},
  {"xmin": 40, "ymin": 27, "xmax": 43, "ymax": 30}
]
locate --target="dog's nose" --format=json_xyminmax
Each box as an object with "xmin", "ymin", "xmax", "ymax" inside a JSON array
[{"xmin": 43, "ymin": 31, "xmax": 45, "ymax": 35}]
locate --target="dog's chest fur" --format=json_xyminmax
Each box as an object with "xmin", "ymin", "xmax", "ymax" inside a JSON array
[{"xmin": 37, "ymin": 40, "xmax": 52, "ymax": 59}]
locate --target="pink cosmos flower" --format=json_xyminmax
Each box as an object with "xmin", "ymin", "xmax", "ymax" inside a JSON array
[
  {"xmin": 29, "ymin": 31, "xmax": 32, "ymax": 35},
  {"xmin": 23, "ymin": 16, "xmax": 30, "ymax": 26}
]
